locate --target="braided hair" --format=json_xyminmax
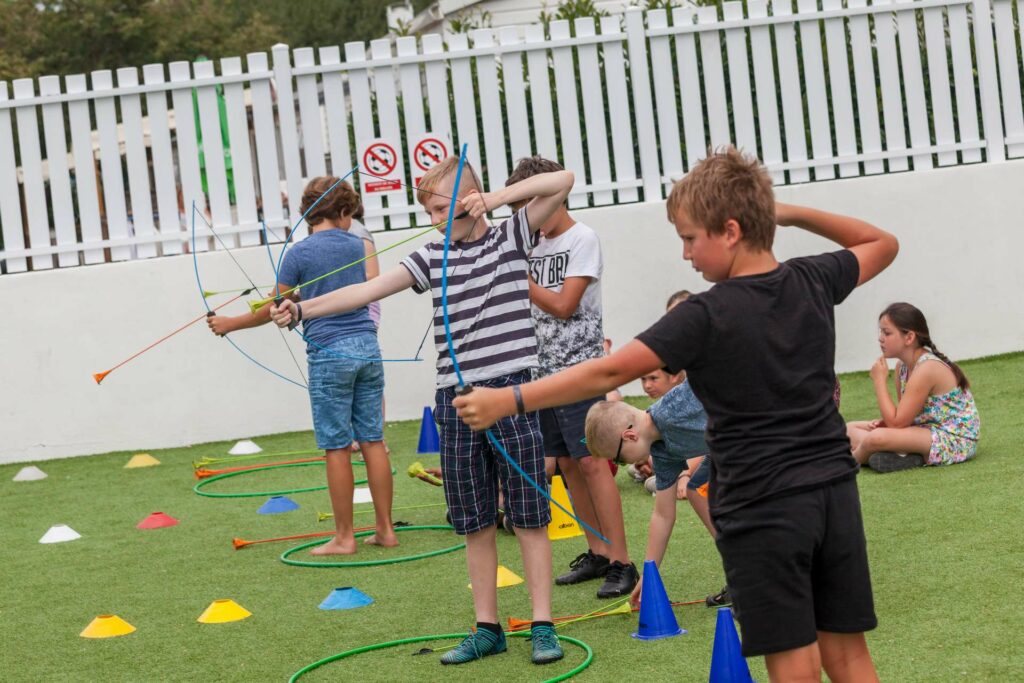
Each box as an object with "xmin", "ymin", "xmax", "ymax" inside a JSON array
[{"xmin": 880, "ymin": 302, "xmax": 969, "ymax": 390}]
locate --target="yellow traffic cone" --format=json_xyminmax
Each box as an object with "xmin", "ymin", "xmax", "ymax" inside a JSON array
[
  {"xmin": 468, "ymin": 565, "xmax": 524, "ymax": 589},
  {"xmin": 80, "ymin": 614, "xmax": 136, "ymax": 638},
  {"xmin": 547, "ymin": 475, "xmax": 584, "ymax": 541},
  {"xmin": 197, "ymin": 599, "xmax": 252, "ymax": 624},
  {"xmin": 124, "ymin": 454, "xmax": 160, "ymax": 469}
]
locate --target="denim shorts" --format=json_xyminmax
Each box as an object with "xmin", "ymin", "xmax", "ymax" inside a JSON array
[
  {"xmin": 307, "ymin": 332, "xmax": 384, "ymax": 449},
  {"xmin": 652, "ymin": 429, "xmax": 708, "ymax": 492},
  {"xmin": 538, "ymin": 395, "xmax": 603, "ymax": 459}
]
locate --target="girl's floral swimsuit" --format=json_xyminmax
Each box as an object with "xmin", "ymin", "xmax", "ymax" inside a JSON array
[{"xmin": 899, "ymin": 353, "xmax": 981, "ymax": 465}]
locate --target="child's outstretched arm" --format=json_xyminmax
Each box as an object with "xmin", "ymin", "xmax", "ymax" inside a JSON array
[
  {"xmin": 631, "ymin": 486, "xmax": 678, "ymax": 607},
  {"xmin": 460, "ymin": 170, "xmax": 574, "ymax": 234},
  {"xmin": 208, "ymin": 283, "xmax": 295, "ymax": 336},
  {"xmin": 271, "ymin": 266, "xmax": 414, "ymax": 328},
  {"xmin": 775, "ymin": 202, "xmax": 899, "ymax": 285},
  {"xmin": 454, "ymin": 339, "xmax": 663, "ymax": 430}
]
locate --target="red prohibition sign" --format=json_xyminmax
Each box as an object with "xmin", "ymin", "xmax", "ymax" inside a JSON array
[
  {"xmin": 363, "ymin": 142, "xmax": 398, "ymax": 177},
  {"xmin": 413, "ymin": 138, "xmax": 448, "ymax": 172}
]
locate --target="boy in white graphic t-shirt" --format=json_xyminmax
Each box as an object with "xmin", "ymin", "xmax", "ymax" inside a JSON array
[{"xmin": 508, "ymin": 156, "xmax": 638, "ymax": 599}]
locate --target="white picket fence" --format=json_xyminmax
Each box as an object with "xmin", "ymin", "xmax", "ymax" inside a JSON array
[{"xmin": 0, "ymin": 0, "xmax": 1019, "ymax": 274}]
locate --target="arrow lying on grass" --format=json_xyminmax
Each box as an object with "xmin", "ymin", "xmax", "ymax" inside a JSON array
[
  {"xmin": 233, "ymin": 521, "xmax": 411, "ymax": 549},
  {"xmin": 195, "ymin": 457, "xmax": 324, "ymax": 479},
  {"xmin": 193, "ymin": 448, "xmax": 321, "ymax": 468},
  {"xmin": 505, "ymin": 597, "xmax": 706, "ymax": 631}
]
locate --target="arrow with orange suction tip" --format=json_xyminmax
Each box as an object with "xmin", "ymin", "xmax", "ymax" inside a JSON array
[
  {"xmin": 506, "ymin": 598, "xmax": 631, "ymax": 632},
  {"xmin": 194, "ymin": 456, "xmax": 325, "ymax": 479},
  {"xmin": 93, "ymin": 289, "xmax": 252, "ymax": 384},
  {"xmin": 506, "ymin": 598, "xmax": 704, "ymax": 631},
  {"xmin": 407, "ymin": 461, "xmax": 442, "ymax": 486},
  {"xmin": 232, "ymin": 522, "xmax": 407, "ymax": 550}
]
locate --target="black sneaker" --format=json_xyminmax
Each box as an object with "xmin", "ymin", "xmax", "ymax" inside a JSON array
[
  {"xmin": 706, "ymin": 586, "xmax": 731, "ymax": 607},
  {"xmin": 868, "ymin": 451, "xmax": 924, "ymax": 473},
  {"xmin": 502, "ymin": 514, "xmax": 515, "ymax": 534},
  {"xmin": 555, "ymin": 551, "xmax": 610, "ymax": 585},
  {"xmin": 596, "ymin": 561, "xmax": 639, "ymax": 598}
]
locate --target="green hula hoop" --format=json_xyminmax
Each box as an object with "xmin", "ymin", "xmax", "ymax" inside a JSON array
[
  {"xmin": 288, "ymin": 631, "xmax": 592, "ymax": 682},
  {"xmin": 193, "ymin": 461, "xmax": 367, "ymax": 499},
  {"xmin": 281, "ymin": 524, "xmax": 466, "ymax": 567}
]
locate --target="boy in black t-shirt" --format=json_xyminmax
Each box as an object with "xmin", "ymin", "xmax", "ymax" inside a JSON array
[{"xmin": 453, "ymin": 147, "xmax": 898, "ymax": 682}]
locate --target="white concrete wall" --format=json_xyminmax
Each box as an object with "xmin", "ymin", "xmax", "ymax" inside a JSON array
[{"xmin": 3, "ymin": 160, "xmax": 1023, "ymax": 464}]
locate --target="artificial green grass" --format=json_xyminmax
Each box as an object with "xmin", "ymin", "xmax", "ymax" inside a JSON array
[{"xmin": 2, "ymin": 353, "xmax": 1022, "ymax": 681}]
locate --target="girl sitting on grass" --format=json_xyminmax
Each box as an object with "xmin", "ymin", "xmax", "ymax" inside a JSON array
[{"xmin": 847, "ymin": 302, "xmax": 980, "ymax": 473}]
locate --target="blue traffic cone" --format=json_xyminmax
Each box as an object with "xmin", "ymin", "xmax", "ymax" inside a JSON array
[
  {"xmin": 709, "ymin": 607, "xmax": 754, "ymax": 682},
  {"xmin": 257, "ymin": 495, "xmax": 300, "ymax": 514},
  {"xmin": 632, "ymin": 559, "xmax": 685, "ymax": 640},
  {"xmin": 318, "ymin": 587, "xmax": 374, "ymax": 610},
  {"xmin": 417, "ymin": 406, "xmax": 440, "ymax": 454}
]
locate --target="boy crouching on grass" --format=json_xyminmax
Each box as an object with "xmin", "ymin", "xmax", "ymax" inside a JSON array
[
  {"xmin": 271, "ymin": 157, "xmax": 574, "ymax": 667},
  {"xmin": 583, "ymin": 385, "xmax": 726, "ymax": 609},
  {"xmin": 452, "ymin": 147, "xmax": 897, "ymax": 682}
]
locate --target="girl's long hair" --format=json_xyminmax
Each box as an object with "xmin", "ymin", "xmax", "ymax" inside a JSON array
[{"xmin": 880, "ymin": 302, "xmax": 969, "ymax": 390}]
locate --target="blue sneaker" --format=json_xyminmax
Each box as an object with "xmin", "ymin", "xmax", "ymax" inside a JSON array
[
  {"xmin": 440, "ymin": 628, "xmax": 507, "ymax": 665},
  {"xmin": 530, "ymin": 624, "xmax": 564, "ymax": 664}
]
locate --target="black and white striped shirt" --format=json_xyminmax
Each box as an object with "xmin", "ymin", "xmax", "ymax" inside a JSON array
[{"xmin": 401, "ymin": 208, "xmax": 539, "ymax": 388}]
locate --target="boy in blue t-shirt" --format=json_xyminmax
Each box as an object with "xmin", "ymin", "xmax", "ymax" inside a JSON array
[
  {"xmin": 454, "ymin": 147, "xmax": 898, "ymax": 681},
  {"xmin": 208, "ymin": 177, "xmax": 397, "ymax": 556}
]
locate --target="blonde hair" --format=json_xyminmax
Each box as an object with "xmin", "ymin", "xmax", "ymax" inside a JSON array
[
  {"xmin": 584, "ymin": 401, "xmax": 642, "ymax": 459},
  {"xmin": 666, "ymin": 146, "xmax": 776, "ymax": 251},
  {"xmin": 416, "ymin": 156, "xmax": 482, "ymax": 206}
]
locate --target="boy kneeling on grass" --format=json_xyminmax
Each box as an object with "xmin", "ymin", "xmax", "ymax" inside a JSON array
[
  {"xmin": 272, "ymin": 157, "xmax": 574, "ymax": 667},
  {"xmin": 453, "ymin": 147, "xmax": 897, "ymax": 682}
]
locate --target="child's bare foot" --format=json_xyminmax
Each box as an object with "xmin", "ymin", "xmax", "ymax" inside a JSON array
[
  {"xmin": 363, "ymin": 531, "xmax": 399, "ymax": 547},
  {"xmin": 310, "ymin": 536, "xmax": 357, "ymax": 555}
]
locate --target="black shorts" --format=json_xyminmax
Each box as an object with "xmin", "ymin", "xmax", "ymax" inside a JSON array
[
  {"xmin": 713, "ymin": 477, "xmax": 877, "ymax": 657},
  {"xmin": 537, "ymin": 396, "xmax": 602, "ymax": 459}
]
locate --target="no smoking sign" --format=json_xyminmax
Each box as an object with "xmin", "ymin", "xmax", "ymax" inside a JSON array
[
  {"xmin": 359, "ymin": 138, "xmax": 403, "ymax": 194},
  {"xmin": 410, "ymin": 133, "xmax": 450, "ymax": 186}
]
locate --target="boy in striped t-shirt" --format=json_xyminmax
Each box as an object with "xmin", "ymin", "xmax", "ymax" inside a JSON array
[{"xmin": 271, "ymin": 157, "xmax": 574, "ymax": 667}]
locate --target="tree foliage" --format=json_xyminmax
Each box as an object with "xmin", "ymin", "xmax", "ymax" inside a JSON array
[{"xmin": 0, "ymin": 0, "xmax": 433, "ymax": 82}]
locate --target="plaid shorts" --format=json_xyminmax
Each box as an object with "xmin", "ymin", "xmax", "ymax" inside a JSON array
[{"xmin": 435, "ymin": 370, "xmax": 550, "ymax": 535}]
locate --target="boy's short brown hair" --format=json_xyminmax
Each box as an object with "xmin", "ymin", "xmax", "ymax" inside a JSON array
[
  {"xmin": 300, "ymin": 177, "xmax": 360, "ymax": 226},
  {"xmin": 506, "ymin": 155, "xmax": 564, "ymax": 186},
  {"xmin": 584, "ymin": 400, "xmax": 639, "ymax": 460},
  {"xmin": 416, "ymin": 156, "xmax": 482, "ymax": 206},
  {"xmin": 666, "ymin": 289, "xmax": 692, "ymax": 310},
  {"xmin": 666, "ymin": 146, "xmax": 776, "ymax": 251}
]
